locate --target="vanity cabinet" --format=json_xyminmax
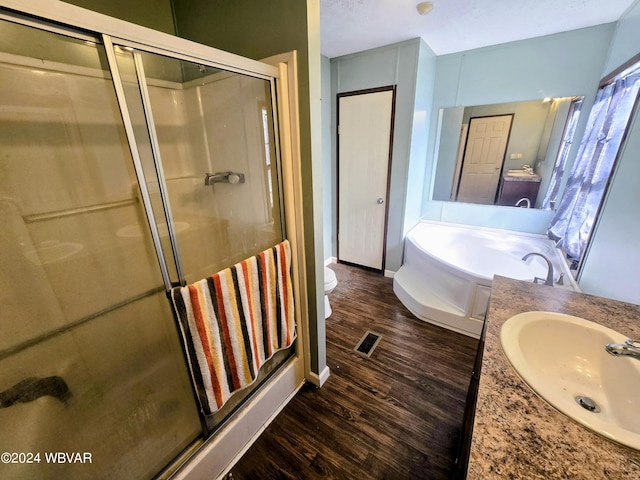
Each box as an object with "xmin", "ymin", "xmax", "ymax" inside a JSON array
[
  {"xmin": 496, "ymin": 175, "xmax": 541, "ymax": 207},
  {"xmin": 454, "ymin": 316, "xmax": 487, "ymax": 479}
]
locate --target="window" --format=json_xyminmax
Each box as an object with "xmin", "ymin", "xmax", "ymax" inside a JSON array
[
  {"xmin": 547, "ymin": 59, "xmax": 640, "ymax": 267},
  {"xmin": 542, "ymin": 97, "xmax": 583, "ymax": 210}
]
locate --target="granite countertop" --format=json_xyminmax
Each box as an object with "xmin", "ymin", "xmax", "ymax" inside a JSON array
[{"xmin": 467, "ymin": 275, "xmax": 640, "ymax": 479}]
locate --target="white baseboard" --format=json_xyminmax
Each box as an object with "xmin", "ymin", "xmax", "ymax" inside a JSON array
[
  {"xmin": 307, "ymin": 365, "xmax": 331, "ymax": 387},
  {"xmin": 326, "ymin": 257, "xmax": 394, "ymax": 278}
]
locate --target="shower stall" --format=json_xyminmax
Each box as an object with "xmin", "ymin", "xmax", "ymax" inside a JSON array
[{"xmin": 0, "ymin": 2, "xmax": 306, "ymax": 479}]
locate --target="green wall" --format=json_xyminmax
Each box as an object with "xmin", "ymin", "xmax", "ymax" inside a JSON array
[
  {"xmin": 63, "ymin": 0, "xmax": 176, "ymax": 34},
  {"xmin": 322, "ymin": 55, "xmax": 334, "ymax": 261}
]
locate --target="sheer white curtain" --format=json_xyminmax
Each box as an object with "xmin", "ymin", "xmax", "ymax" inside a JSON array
[{"xmin": 548, "ymin": 65, "xmax": 640, "ymax": 263}]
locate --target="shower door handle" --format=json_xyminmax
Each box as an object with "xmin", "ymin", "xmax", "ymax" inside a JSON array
[{"xmin": 377, "ymin": 198, "xmax": 384, "ymax": 205}]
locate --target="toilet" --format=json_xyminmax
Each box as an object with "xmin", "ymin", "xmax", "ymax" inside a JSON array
[{"xmin": 324, "ymin": 266, "xmax": 338, "ymax": 318}]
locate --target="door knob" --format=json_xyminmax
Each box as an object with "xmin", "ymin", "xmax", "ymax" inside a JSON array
[{"xmin": 377, "ymin": 198, "xmax": 384, "ymax": 204}]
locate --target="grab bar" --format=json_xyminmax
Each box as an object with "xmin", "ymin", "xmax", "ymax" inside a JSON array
[{"xmin": 0, "ymin": 376, "xmax": 71, "ymax": 408}]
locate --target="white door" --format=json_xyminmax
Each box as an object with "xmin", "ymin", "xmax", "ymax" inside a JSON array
[
  {"xmin": 456, "ymin": 114, "xmax": 512, "ymax": 204},
  {"xmin": 338, "ymin": 89, "xmax": 394, "ymax": 270}
]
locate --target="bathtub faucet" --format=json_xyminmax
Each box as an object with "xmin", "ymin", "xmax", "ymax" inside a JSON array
[
  {"xmin": 605, "ymin": 339, "xmax": 640, "ymax": 361},
  {"xmin": 521, "ymin": 252, "xmax": 554, "ymax": 286}
]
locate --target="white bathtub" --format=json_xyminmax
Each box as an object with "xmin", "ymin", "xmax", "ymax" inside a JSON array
[{"xmin": 393, "ymin": 220, "xmax": 579, "ymax": 338}]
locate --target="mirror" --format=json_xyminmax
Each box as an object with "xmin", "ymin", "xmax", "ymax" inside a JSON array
[{"xmin": 432, "ymin": 96, "xmax": 584, "ymax": 209}]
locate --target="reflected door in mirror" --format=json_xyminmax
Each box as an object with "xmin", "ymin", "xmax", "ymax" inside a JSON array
[{"xmin": 456, "ymin": 115, "xmax": 513, "ymax": 204}]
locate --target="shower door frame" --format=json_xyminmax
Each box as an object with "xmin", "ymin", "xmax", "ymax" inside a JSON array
[{"xmin": 0, "ymin": 1, "xmax": 310, "ymax": 478}]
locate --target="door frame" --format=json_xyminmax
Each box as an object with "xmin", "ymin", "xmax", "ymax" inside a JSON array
[
  {"xmin": 450, "ymin": 122, "xmax": 469, "ymax": 200},
  {"xmin": 336, "ymin": 85, "xmax": 396, "ymax": 273}
]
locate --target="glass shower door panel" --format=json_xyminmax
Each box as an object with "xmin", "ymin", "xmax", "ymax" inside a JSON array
[
  {"xmin": 0, "ymin": 21, "xmax": 200, "ymax": 479},
  {"xmin": 108, "ymin": 48, "xmax": 181, "ymax": 283},
  {"xmin": 121, "ymin": 51, "xmax": 284, "ymax": 283}
]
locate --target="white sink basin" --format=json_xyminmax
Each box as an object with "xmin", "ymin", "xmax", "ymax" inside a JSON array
[
  {"xmin": 501, "ymin": 311, "xmax": 640, "ymax": 450},
  {"xmin": 506, "ymin": 170, "xmax": 536, "ymax": 177}
]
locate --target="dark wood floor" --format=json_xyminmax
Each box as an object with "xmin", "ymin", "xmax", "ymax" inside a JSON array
[{"xmin": 229, "ymin": 263, "xmax": 479, "ymax": 479}]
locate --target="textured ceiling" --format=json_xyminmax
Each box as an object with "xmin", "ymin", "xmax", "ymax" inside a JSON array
[{"xmin": 320, "ymin": 0, "xmax": 636, "ymax": 58}]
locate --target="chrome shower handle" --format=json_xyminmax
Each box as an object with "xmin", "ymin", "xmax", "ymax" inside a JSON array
[{"xmin": 204, "ymin": 172, "xmax": 245, "ymax": 186}]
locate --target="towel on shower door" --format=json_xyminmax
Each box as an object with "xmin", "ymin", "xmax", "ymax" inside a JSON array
[{"xmin": 170, "ymin": 240, "xmax": 296, "ymax": 414}]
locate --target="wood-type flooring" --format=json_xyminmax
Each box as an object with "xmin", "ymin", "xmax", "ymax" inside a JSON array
[{"xmin": 229, "ymin": 262, "xmax": 479, "ymax": 479}]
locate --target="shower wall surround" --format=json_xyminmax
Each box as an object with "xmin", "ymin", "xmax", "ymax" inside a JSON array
[{"xmin": 0, "ymin": 3, "xmax": 306, "ymax": 479}]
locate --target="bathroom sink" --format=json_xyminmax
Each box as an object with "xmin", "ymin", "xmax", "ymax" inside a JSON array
[
  {"xmin": 506, "ymin": 171, "xmax": 533, "ymax": 177},
  {"xmin": 506, "ymin": 170, "xmax": 539, "ymax": 178},
  {"xmin": 500, "ymin": 311, "xmax": 640, "ymax": 450}
]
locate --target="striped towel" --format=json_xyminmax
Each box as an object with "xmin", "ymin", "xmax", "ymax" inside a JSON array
[{"xmin": 171, "ymin": 240, "xmax": 296, "ymax": 414}]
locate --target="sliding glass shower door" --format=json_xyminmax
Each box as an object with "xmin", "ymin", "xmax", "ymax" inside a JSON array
[
  {"xmin": 111, "ymin": 47, "xmax": 284, "ymax": 285},
  {"xmin": 0, "ymin": 19, "xmax": 201, "ymax": 480},
  {"xmin": 0, "ymin": 11, "xmax": 292, "ymax": 479},
  {"xmin": 108, "ymin": 43, "xmax": 293, "ymax": 429}
]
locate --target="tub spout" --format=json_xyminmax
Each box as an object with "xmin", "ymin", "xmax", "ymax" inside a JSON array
[{"xmin": 521, "ymin": 252, "xmax": 554, "ymax": 286}]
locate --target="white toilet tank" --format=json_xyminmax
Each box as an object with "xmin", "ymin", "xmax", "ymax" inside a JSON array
[
  {"xmin": 324, "ymin": 266, "xmax": 337, "ymax": 319},
  {"xmin": 324, "ymin": 267, "xmax": 337, "ymax": 293}
]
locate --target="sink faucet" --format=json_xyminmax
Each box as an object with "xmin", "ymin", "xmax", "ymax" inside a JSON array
[
  {"xmin": 521, "ymin": 252, "xmax": 554, "ymax": 286},
  {"xmin": 605, "ymin": 339, "xmax": 640, "ymax": 360}
]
